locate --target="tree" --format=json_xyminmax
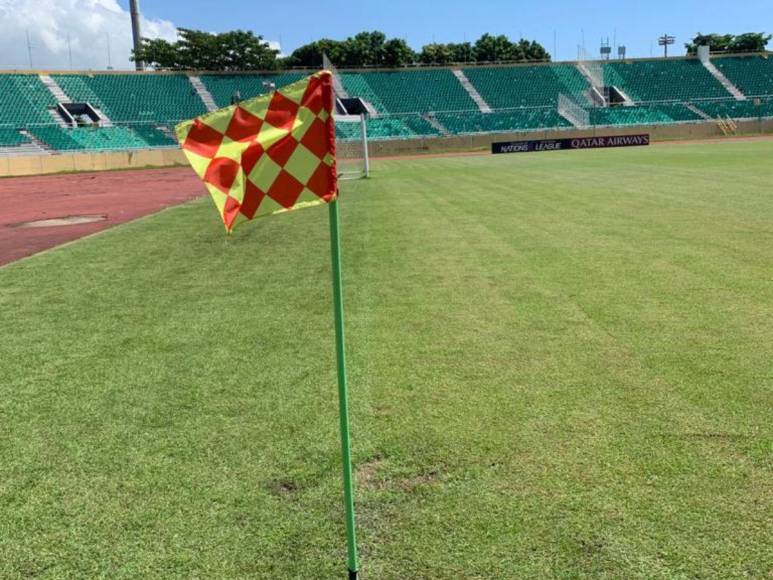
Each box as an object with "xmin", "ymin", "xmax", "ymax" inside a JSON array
[
  {"xmin": 474, "ymin": 34, "xmax": 514, "ymax": 62},
  {"xmin": 685, "ymin": 33, "xmax": 735, "ymax": 54},
  {"xmin": 729, "ymin": 33, "xmax": 771, "ymax": 53},
  {"xmin": 472, "ymin": 34, "xmax": 550, "ymax": 63},
  {"xmin": 419, "ymin": 42, "xmax": 476, "ymax": 64},
  {"xmin": 287, "ymin": 31, "xmax": 408, "ymax": 67},
  {"xmin": 382, "ymin": 38, "xmax": 415, "ymax": 67},
  {"xmin": 686, "ymin": 32, "xmax": 770, "ymax": 55},
  {"xmin": 283, "ymin": 39, "xmax": 343, "ymax": 68},
  {"xmin": 419, "ymin": 43, "xmax": 455, "ymax": 65},
  {"xmin": 132, "ymin": 29, "xmax": 279, "ymax": 70},
  {"xmin": 450, "ymin": 42, "xmax": 475, "ymax": 63}
]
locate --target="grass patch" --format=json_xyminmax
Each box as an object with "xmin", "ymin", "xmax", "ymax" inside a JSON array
[{"xmin": 1, "ymin": 141, "xmax": 771, "ymax": 578}]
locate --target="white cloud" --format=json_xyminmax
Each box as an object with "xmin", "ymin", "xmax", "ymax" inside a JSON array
[
  {"xmin": 266, "ymin": 40, "xmax": 283, "ymax": 57},
  {"xmin": 0, "ymin": 0, "xmax": 178, "ymax": 70}
]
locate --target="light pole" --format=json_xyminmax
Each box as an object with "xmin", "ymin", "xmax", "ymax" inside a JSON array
[{"xmin": 658, "ymin": 34, "xmax": 675, "ymax": 58}]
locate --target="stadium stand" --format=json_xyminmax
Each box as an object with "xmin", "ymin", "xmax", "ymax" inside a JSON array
[
  {"xmin": 336, "ymin": 115, "xmax": 440, "ymax": 140},
  {"xmin": 0, "ymin": 127, "xmax": 31, "ymax": 146},
  {"xmin": 340, "ymin": 69, "xmax": 477, "ymax": 113},
  {"xmin": 437, "ymin": 108, "xmax": 571, "ymax": 134},
  {"xmin": 590, "ymin": 104, "xmax": 702, "ymax": 127},
  {"xmin": 463, "ymin": 64, "xmax": 590, "ymax": 108},
  {"xmin": 713, "ymin": 55, "xmax": 773, "ymax": 97},
  {"xmin": 0, "ymin": 74, "xmax": 58, "ymax": 126},
  {"xmin": 130, "ymin": 125, "xmax": 178, "ymax": 147},
  {"xmin": 339, "ymin": 73, "xmax": 388, "ymax": 112},
  {"xmin": 200, "ymin": 73, "xmax": 307, "ymax": 108},
  {"xmin": 29, "ymin": 126, "xmax": 149, "ymax": 151},
  {"xmin": 695, "ymin": 97, "xmax": 773, "ymax": 120},
  {"xmin": 52, "ymin": 73, "xmax": 207, "ymax": 123},
  {"xmin": 1, "ymin": 56, "xmax": 772, "ymax": 154},
  {"xmin": 602, "ymin": 59, "xmax": 730, "ymax": 102}
]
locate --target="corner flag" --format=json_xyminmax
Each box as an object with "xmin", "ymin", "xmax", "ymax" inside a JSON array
[
  {"xmin": 176, "ymin": 71, "xmax": 361, "ymax": 579},
  {"xmin": 176, "ymin": 71, "xmax": 338, "ymax": 231}
]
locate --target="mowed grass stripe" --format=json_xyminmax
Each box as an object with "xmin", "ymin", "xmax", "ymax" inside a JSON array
[{"xmin": 0, "ymin": 141, "xmax": 771, "ymax": 578}]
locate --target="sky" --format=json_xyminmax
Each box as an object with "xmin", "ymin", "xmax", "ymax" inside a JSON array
[{"xmin": 0, "ymin": 0, "xmax": 770, "ymax": 70}]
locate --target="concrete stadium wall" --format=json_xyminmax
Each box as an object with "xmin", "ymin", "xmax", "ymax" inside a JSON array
[
  {"xmin": 0, "ymin": 148, "xmax": 187, "ymax": 178},
  {"xmin": 1, "ymin": 119, "xmax": 772, "ymax": 178},
  {"xmin": 365, "ymin": 118, "xmax": 773, "ymax": 158}
]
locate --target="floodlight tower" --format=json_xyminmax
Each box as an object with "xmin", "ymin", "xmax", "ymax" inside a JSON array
[
  {"xmin": 130, "ymin": 0, "xmax": 143, "ymax": 70},
  {"xmin": 658, "ymin": 34, "xmax": 675, "ymax": 58}
]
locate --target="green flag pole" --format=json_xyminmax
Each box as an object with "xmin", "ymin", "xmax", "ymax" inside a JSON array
[{"xmin": 328, "ymin": 196, "xmax": 360, "ymax": 580}]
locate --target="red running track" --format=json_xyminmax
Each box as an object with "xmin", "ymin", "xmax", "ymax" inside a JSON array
[{"xmin": 0, "ymin": 167, "xmax": 205, "ymax": 266}]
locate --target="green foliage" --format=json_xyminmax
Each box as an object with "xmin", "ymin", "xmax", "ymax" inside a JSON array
[
  {"xmin": 289, "ymin": 32, "xmax": 549, "ymax": 68},
  {"xmin": 686, "ymin": 32, "xmax": 771, "ymax": 54},
  {"xmin": 132, "ymin": 28, "xmax": 279, "ymax": 71},
  {"xmin": 133, "ymin": 27, "xmax": 551, "ymax": 70},
  {"xmin": 381, "ymin": 38, "xmax": 416, "ymax": 67},
  {"xmin": 284, "ymin": 31, "xmax": 416, "ymax": 68},
  {"xmin": 472, "ymin": 34, "xmax": 550, "ymax": 63},
  {"xmin": 419, "ymin": 42, "xmax": 477, "ymax": 64}
]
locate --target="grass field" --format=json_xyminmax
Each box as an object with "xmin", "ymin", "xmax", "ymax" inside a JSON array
[{"xmin": 1, "ymin": 140, "xmax": 771, "ymax": 579}]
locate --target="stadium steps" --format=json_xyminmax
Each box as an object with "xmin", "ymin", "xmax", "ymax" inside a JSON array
[
  {"xmin": 576, "ymin": 63, "xmax": 606, "ymax": 103},
  {"xmin": 0, "ymin": 142, "xmax": 48, "ymax": 157},
  {"xmin": 703, "ymin": 60, "xmax": 746, "ymax": 100},
  {"xmin": 330, "ymin": 72, "xmax": 349, "ymax": 99},
  {"xmin": 18, "ymin": 130, "xmax": 51, "ymax": 154},
  {"xmin": 39, "ymin": 74, "xmax": 72, "ymax": 104},
  {"xmin": 615, "ymin": 87, "xmax": 636, "ymax": 107},
  {"xmin": 189, "ymin": 76, "xmax": 218, "ymax": 112},
  {"xmin": 47, "ymin": 108, "xmax": 70, "ymax": 128},
  {"xmin": 452, "ymin": 70, "xmax": 492, "ymax": 113},
  {"xmin": 424, "ymin": 113, "xmax": 450, "ymax": 135},
  {"xmin": 93, "ymin": 108, "xmax": 114, "ymax": 127},
  {"xmin": 685, "ymin": 102, "xmax": 713, "ymax": 120}
]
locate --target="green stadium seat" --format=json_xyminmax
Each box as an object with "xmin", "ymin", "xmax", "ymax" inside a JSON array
[
  {"xmin": 0, "ymin": 74, "xmax": 57, "ymax": 127},
  {"xmin": 713, "ymin": 56, "xmax": 773, "ymax": 98},
  {"xmin": 52, "ymin": 74, "xmax": 207, "ymax": 124},
  {"xmin": 462, "ymin": 64, "xmax": 590, "ymax": 109},
  {"xmin": 340, "ymin": 69, "xmax": 477, "ymax": 114},
  {"xmin": 603, "ymin": 59, "xmax": 729, "ymax": 102},
  {"xmin": 336, "ymin": 115, "xmax": 440, "ymax": 141},
  {"xmin": 694, "ymin": 97, "xmax": 773, "ymax": 120},
  {"xmin": 436, "ymin": 108, "xmax": 571, "ymax": 134},
  {"xmin": 0, "ymin": 128, "xmax": 31, "ymax": 146},
  {"xmin": 589, "ymin": 104, "xmax": 702, "ymax": 126},
  {"xmin": 200, "ymin": 73, "xmax": 307, "ymax": 108},
  {"xmin": 30, "ymin": 126, "xmax": 149, "ymax": 151},
  {"xmin": 130, "ymin": 125, "xmax": 177, "ymax": 147}
]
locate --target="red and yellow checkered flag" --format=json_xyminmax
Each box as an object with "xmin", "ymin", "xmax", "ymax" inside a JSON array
[{"xmin": 175, "ymin": 71, "xmax": 337, "ymax": 232}]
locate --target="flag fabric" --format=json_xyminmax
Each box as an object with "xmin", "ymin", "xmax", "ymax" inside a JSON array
[{"xmin": 175, "ymin": 71, "xmax": 338, "ymax": 232}]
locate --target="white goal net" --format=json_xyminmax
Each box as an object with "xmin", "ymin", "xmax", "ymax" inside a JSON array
[
  {"xmin": 558, "ymin": 93, "xmax": 590, "ymax": 128},
  {"xmin": 336, "ymin": 113, "xmax": 370, "ymax": 180}
]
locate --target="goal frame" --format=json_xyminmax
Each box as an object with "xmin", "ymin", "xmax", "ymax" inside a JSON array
[{"xmin": 336, "ymin": 113, "xmax": 370, "ymax": 181}]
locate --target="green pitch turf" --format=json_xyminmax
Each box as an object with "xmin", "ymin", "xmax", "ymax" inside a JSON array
[{"xmin": 1, "ymin": 141, "xmax": 771, "ymax": 578}]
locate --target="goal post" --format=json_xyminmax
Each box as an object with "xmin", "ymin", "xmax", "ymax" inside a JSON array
[{"xmin": 336, "ymin": 113, "xmax": 370, "ymax": 180}]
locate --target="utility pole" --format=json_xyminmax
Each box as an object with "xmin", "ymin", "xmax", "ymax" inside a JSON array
[
  {"xmin": 26, "ymin": 30, "xmax": 33, "ymax": 69},
  {"xmin": 106, "ymin": 32, "xmax": 112, "ymax": 70},
  {"xmin": 129, "ymin": 0, "xmax": 144, "ymax": 70},
  {"xmin": 67, "ymin": 33, "xmax": 73, "ymax": 69}
]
